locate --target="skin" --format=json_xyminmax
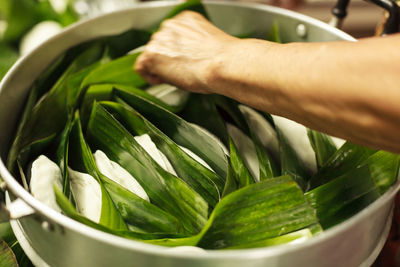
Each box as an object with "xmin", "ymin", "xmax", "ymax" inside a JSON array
[{"xmin": 135, "ymin": 11, "xmax": 400, "ymax": 153}]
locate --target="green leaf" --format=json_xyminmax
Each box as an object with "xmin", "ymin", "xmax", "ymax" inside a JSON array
[
  {"xmin": 180, "ymin": 94, "xmax": 228, "ymax": 146},
  {"xmin": 101, "ymin": 100, "xmax": 222, "ymax": 208},
  {"xmin": 308, "ymin": 142, "xmax": 376, "ymax": 190},
  {"xmin": 0, "ymin": 43, "xmax": 18, "ymax": 80},
  {"xmin": 359, "ymin": 151, "xmax": 400, "ymax": 194},
  {"xmin": 115, "ymin": 88, "xmax": 228, "ymax": 180},
  {"xmin": 307, "ymin": 129, "xmax": 337, "ymax": 168},
  {"xmin": 81, "ymin": 53, "xmax": 147, "ymax": 89},
  {"xmin": 221, "ymin": 162, "xmax": 239, "ymax": 197},
  {"xmin": 266, "ymin": 22, "xmax": 282, "ymax": 43},
  {"xmin": 165, "ymin": 0, "xmax": 209, "ymax": 20},
  {"xmin": 69, "ymin": 112, "xmax": 128, "ymax": 231},
  {"xmin": 305, "ymin": 166, "xmax": 380, "ymax": 229},
  {"xmin": 0, "ymin": 239, "xmax": 18, "ymax": 267},
  {"xmin": 102, "ymin": 29, "xmax": 151, "ymax": 59},
  {"xmin": 197, "ymin": 176, "xmax": 322, "ymax": 249},
  {"xmin": 99, "ymin": 174, "xmax": 185, "ymax": 234},
  {"xmin": 276, "ymin": 127, "xmax": 308, "ymax": 191},
  {"xmin": 228, "ymin": 137, "xmax": 254, "ymax": 188},
  {"xmin": 86, "ymin": 103, "xmax": 208, "ymax": 234},
  {"xmin": 7, "ymin": 43, "xmax": 104, "ymax": 174}
]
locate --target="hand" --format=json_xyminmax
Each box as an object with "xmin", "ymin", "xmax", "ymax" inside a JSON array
[{"xmin": 134, "ymin": 11, "xmax": 238, "ymax": 93}]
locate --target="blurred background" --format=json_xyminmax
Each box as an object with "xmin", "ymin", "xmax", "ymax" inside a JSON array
[{"xmin": 0, "ymin": 0, "xmax": 397, "ymax": 266}]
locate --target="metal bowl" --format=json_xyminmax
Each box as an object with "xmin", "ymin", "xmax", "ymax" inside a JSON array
[{"xmin": 0, "ymin": 1, "xmax": 398, "ymax": 266}]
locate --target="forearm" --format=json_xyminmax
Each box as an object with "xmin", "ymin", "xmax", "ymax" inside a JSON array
[{"xmin": 206, "ymin": 35, "xmax": 400, "ymax": 152}]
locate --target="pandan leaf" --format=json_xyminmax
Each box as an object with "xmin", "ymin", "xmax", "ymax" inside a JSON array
[
  {"xmin": 7, "ymin": 43, "xmax": 105, "ymax": 174},
  {"xmin": 180, "ymin": 94, "xmax": 229, "ymax": 146},
  {"xmin": 221, "ymin": 162, "xmax": 239, "ymax": 197},
  {"xmin": 0, "ymin": 44, "xmax": 18, "ymax": 81},
  {"xmin": 0, "ymin": 239, "xmax": 18, "ymax": 267},
  {"xmin": 81, "ymin": 53, "xmax": 147, "ymax": 89},
  {"xmin": 99, "ymin": 174, "xmax": 185, "ymax": 234},
  {"xmin": 86, "ymin": 103, "xmax": 208, "ymax": 234},
  {"xmin": 115, "ymin": 88, "xmax": 228, "ymax": 180},
  {"xmin": 305, "ymin": 166, "xmax": 380, "ymax": 229},
  {"xmin": 359, "ymin": 151, "xmax": 400, "ymax": 194},
  {"xmin": 213, "ymin": 95, "xmax": 250, "ymax": 136},
  {"xmin": 309, "ymin": 142, "xmax": 376, "ymax": 190},
  {"xmin": 102, "ymin": 29, "xmax": 151, "ymax": 59},
  {"xmin": 197, "ymin": 176, "xmax": 322, "ymax": 249},
  {"xmin": 307, "ymin": 129, "xmax": 337, "ymax": 168},
  {"xmin": 228, "ymin": 137, "xmax": 255, "ymax": 187},
  {"xmin": 266, "ymin": 22, "xmax": 282, "ymax": 43},
  {"xmin": 276, "ymin": 127, "xmax": 308, "ymax": 191},
  {"xmin": 165, "ymin": 0, "xmax": 209, "ymax": 20},
  {"xmin": 69, "ymin": 113, "xmax": 128, "ymax": 231},
  {"xmin": 101, "ymin": 100, "xmax": 223, "ymax": 208},
  {"xmin": 145, "ymin": 84, "xmax": 190, "ymax": 113}
]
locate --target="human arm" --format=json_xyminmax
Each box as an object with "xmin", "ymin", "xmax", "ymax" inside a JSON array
[{"xmin": 134, "ymin": 11, "xmax": 400, "ymax": 153}]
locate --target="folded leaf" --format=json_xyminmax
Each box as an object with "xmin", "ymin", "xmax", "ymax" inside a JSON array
[
  {"xmin": 197, "ymin": 176, "xmax": 322, "ymax": 249},
  {"xmin": 228, "ymin": 137, "xmax": 255, "ymax": 188},
  {"xmin": 180, "ymin": 94, "xmax": 228, "ymax": 146},
  {"xmin": 87, "ymin": 103, "xmax": 208, "ymax": 234},
  {"xmin": 309, "ymin": 142, "xmax": 376, "ymax": 190},
  {"xmin": 69, "ymin": 113, "xmax": 128, "ymax": 230},
  {"xmin": 101, "ymin": 100, "xmax": 222, "ymax": 208},
  {"xmin": 307, "ymin": 129, "xmax": 337, "ymax": 168},
  {"xmin": 102, "ymin": 29, "xmax": 151, "ymax": 59},
  {"xmin": 7, "ymin": 43, "xmax": 105, "ymax": 174},
  {"xmin": 359, "ymin": 151, "xmax": 400, "ymax": 194},
  {"xmin": 81, "ymin": 53, "xmax": 147, "ymax": 89},
  {"xmin": 115, "ymin": 88, "xmax": 228, "ymax": 180},
  {"xmin": 305, "ymin": 166, "xmax": 380, "ymax": 229}
]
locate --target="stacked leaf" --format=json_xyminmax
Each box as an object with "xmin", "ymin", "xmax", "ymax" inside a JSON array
[{"xmin": 6, "ymin": 0, "xmax": 400, "ymax": 251}]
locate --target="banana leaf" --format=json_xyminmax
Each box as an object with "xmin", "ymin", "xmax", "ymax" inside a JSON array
[
  {"xmin": 68, "ymin": 112, "xmax": 128, "ymax": 231},
  {"xmin": 114, "ymin": 88, "xmax": 228, "ymax": 180},
  {"xmin": 308, "ymin": 142, "xmax": 376, "ymax": 190},
  {"xmin": 358, "ymin": 151, "xmax": 400, "ymax": 194},
  {"xmin": 305, "ymin": 166, "xmax": 380, "ymax": 229},
  {"xmin": 197, "ymin": 175, "xmax": 322, "ymax": 249},
  {"xmin": 100, "ymin": 100, "xmax": 222, "ymax": 208},
  {"xmin": 86, "ymin": 103, "xmax": 208, "ymax": 234},
  {"xmin": 81, "ymin": 53, "xmax": 147, "ymax": 89},
  {"xmin": 307, "ymin": 129, "xmax": 337, "ymax": 168},
  {"xmin": 180, "ymin": 94, "xmax": 229, "ymax": 146},
  {"xmin": 228, "ymin": 137, "xmax": 255, "ymax": 188},
  {"xmin": 7, "ymin": 43, "xmax": 105, "ymax": 178}
]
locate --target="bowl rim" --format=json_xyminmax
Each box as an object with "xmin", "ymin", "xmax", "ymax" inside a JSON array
[{"xmin": 0, "ymin": 0, "xmax": 394, "ymax": 261}]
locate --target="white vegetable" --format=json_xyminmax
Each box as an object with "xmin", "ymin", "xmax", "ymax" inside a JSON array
[
  {"xmin": 146, "ymin": 84, "xmax": 190, "ymax": 107},
  {"xmin": 227, "ymin": 123, "xmax": 260, "ymax": 182},
  {"xmin": 68, "ymin": 168, "xmax": 102, "ymax": 223},
  {"xmin": 238, "ymin": 105, "xmax": 279, "ymax": 159},
  {"xmin": 49, "ymin": 0, "xmax": 68, "ymax": 13},
  {"xmin": 271, "ymin": 115, "xmax": 317, "ymax": 174},
  {"xmin": 30, "ymin": 155, "xmax": 63, "ymax": 212},
  {"xmin": 20, "ymin": 21, "xmax": 63, "ymax": 56},
  {"xmin": 134, "ymin": 134, "xmax": 177, "ymax": 176},
  {"xmin": 94, "ymin": 150, "xmax": 149, "ymax": 201},
  {"xmin": 178, "ymin": 146, "xmax": 214, "ymax": 172}
]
